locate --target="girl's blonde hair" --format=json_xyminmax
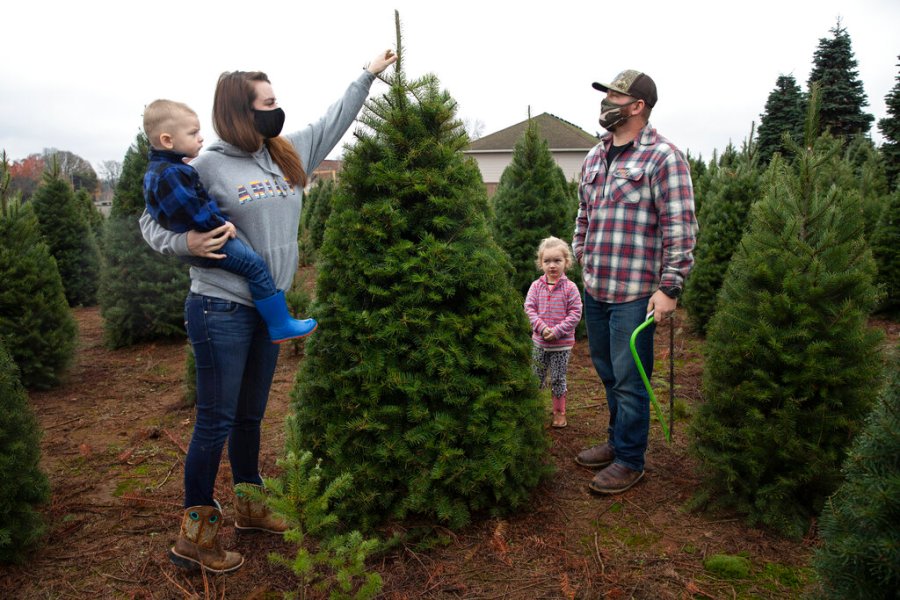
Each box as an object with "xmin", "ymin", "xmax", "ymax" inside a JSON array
[{"xmin": 535, "ymin": 236, "xmax": 574, "ymax": 270}]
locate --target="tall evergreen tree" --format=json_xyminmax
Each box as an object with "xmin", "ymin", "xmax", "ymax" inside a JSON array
[
  {"xmin": 716, "ymin": 143, "xmax": 740, "ymax": 170},
  {"xmin": 686, "ymin": 152, "xmax": 708, "ymax": 218},
  {"xmin": 689, "ymin": 93, "xmax": 883, "ymax": 538},
  {"xmin": 878, "ymin": 57, "xmax": 900, "ymax": 190},
  {"xmin": 683, "ymin": 134, "xmax": 762, "ymax": 335},
  {"xmin": 801, "ymin": 134, "xmax": 891, "ymax": 247},
  {"xmin": 99, "ymin": 133, "xmax": 189, "ymax": 348},
  {"xmin": 75, "ymin": 188, "xmax": 106, "ymax": 255},
  {"xmin": 756, "ymin": 75, "xmax": 806, "ymax": 166},
  {"xmin": 813, "ymin": 349, "xmax": 900, "ymax": 599},
  {"xmin": 691, "ymin": 146, "xmax": 738, "ymax": 229},
  {"xmin": 841, "ymin": 137, "xmax": 891, "ymax": 242},
  {"xmin": 807, "ymin": 20, "xmax": 874, "ymax": 139},
  {"xmin": 290, "ymin": 16, "xmax": 551, "ymax": 530},
  {"xmin": 30, "ymin": 161, "xmax": 101, "ymax": 306},
  {"xmin": 298, "ymin": 178, "xmax": 337, "ymax": 266},
  {"xmin": 871, "ymin": 189, "xmax": 900, "ymax": 315},
  {"xmin": 0, "ymin": 152, "xmax": 76, "ymax": 389},
  {"xmin": 491, "ymin": 114, "xmax": 577, "ymax": 295},
  {"xmin": 0, "ymin": 339, "xmax": 50, "ymax": 563}
]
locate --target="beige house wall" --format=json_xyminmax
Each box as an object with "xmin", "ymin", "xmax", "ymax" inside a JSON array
[{"xmin": 466, "ymin": 149, "xmax": 592, "ymax": 197}]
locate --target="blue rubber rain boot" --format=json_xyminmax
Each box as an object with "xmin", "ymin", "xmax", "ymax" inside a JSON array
[{"xmin": 253, "ymin": 290, "xmax": 317, "ymax": 344}]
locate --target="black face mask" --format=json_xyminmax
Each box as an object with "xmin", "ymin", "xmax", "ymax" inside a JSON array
[{"xmin": 252, "ymin": 107, "xmax": 285, "ymax": 139}]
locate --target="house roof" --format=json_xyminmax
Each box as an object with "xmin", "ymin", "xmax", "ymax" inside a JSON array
[
  {"xmin": 307, "ymin": 159, "xmax": 343, "ymax": 185},
  {"xmin": 312, "ymin": 159, "xmax": 343, "ymax": 174},
  {"xmin": 465, "ymin": 112, "xmax": 598, "ymax": 152}
]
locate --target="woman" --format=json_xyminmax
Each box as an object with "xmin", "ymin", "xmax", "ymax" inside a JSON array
[{"xmin": 139, "ymin": 49, "xmax": 397, "ymax": 573}]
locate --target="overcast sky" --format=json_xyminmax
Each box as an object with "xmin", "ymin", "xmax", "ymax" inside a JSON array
[{"xmin": 2, "ymin": 0, "xmax": 898, "ymax": 174}]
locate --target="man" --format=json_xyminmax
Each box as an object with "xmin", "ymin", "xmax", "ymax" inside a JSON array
[{"xmin": 572, "ymin": 69, "xmax": 697, "ymax": 494}]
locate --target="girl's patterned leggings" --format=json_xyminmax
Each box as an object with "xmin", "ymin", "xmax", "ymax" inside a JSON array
[{"xmin": 531, "ymin": 346, "xmax": 571, "ymax": 398}]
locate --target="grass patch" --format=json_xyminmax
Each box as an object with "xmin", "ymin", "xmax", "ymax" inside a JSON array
[
  {"xmin": 704, "ymin": 553, "xmax": 751, "ymax": 579},
  {"xmin": 132, "ymin": 464, "xmax": 152, "ymax": 477},
  {"xmin": 756, "ymin": 562, "xmax": 810, "ymax": 592},
  {"xmin": 698, "ymin": 558, "xmax": 814, "ymax": 598},
  {"xmin": 593, "ymin": 521, "xmax": 661, "ymax": 550},
  {"xmin": 147, "ymin": 363, "xmax": 170, "ymax": 377},
  {"xmin": 113, "ymin": 479, "xmax": 141, "ymax": 497}
]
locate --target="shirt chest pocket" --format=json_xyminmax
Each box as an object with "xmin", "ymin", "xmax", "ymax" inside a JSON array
[
  {"xmin": 610, "ymin": 167, "xmax": 645, "ymax": 204},
  {"xmin": 581, "ymin": 168, "xmax": 603, "ymax": 208}
]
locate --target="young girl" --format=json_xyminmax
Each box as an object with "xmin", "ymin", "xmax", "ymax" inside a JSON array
[{"xmin": 524, "ymin": 237, "xmax": 583, "ymax": 428}]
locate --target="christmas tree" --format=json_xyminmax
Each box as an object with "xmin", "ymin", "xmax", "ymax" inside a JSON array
[
  {"xmin": 99, "ymin": 133, "xmax": 189, "ymax": 348},
  {"xmin": 756, "ymin": 75, "xmax": 806, "ymax": 166},
  {"xmin": 871, "ymin": 190, "xmax": 900, "ymax": 315},
  {"xmin": 686, "ymin": 151, "xmax": 708, "ymax": 218},
  {"xmin": 0, "ymin": 152, "xmax": 76, "ymax": 389},
  {"xmin": 290, "ymin": 15, "xmax": 551, "ymax": 530},
  {"xmin": 30, "ymin": 160, "xmax": 101, "ymax": 307},
  {"xmin": 841, "ymin": 137, "xmax": 891, "ymax": 242},
  {"xmin": 878, "ymin": 57, "xmax": 900, "ymax": 190},
  {"xmin": 689, "ymin": 92, "xmax": 883, "ymax": 538},
  {"xmin": 683, "ymin": 133, "xmax": 762, "ymax": 335},
  {"xmin": 491, "ymin": 113, "xmax": 578, "ymax": 295},
  {"xmin": 0, "ymin": 339, "xmax": 50, "ymax": 563},
  {"xmin": 807, "ymin": 20, "xmax": 874, "ymax": 140},
  {"xmin": 298, "ymin": 178, "xmax": 337, "ymax": 266},
  {"xmin": 75, "ymin": 188, "xmax": 106, "ymax": 255},
  {"xmin": 813, "ymin": 350, "xmax": 899, "ymax": 599}
]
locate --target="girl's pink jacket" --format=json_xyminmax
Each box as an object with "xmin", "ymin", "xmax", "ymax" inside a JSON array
[{"xmin": 524, "ymin": 275, "xmax": 583, "ymax": 349}]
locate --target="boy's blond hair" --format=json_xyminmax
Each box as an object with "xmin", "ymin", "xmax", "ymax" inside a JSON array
[
  {"xmin": 143, "ymin": 99, "xmax": 196, "ymax": 148},
  {"xmin": 535, "ymin": 236, "xmax": 574, "ymax": 270}
]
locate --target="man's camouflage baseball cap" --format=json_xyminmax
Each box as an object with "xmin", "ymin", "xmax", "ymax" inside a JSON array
[{"xmin": 592, "ymin": 70, "xmax": 658, "ymax": 108}]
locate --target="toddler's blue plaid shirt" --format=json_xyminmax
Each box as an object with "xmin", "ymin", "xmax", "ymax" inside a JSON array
[{"xmin": 143, "ymin": 149, "xmax": 227, "ymax": 233}]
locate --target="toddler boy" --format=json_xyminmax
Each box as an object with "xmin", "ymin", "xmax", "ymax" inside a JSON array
[{"xmin": 142, "ymin": 99, "xmax": 315, "ymax": 343}]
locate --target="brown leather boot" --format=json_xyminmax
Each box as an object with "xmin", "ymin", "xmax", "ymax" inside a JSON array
[
  {"xmin": 575, "ymin": 443, "xmax": 615, "ymax": 468},
  {"xmin": 169, "ymin": 505, "xmax": 244, "ymax": 573},
  {"xmin": 588, "ymin": 463, "xmax": 645, "ymax": 494},
  {"xmin": 234, "ymin": 484, "xmax": 290, "ymax": 534}
]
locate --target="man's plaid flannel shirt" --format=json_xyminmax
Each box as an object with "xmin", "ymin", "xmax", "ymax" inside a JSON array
[
  {"xmin": 143, "ymin": 149, "xmax": 227, "ymax": 234},
  {"xmin": 572, "ymin": 124, "xmax": 697, "ymax": 303}
]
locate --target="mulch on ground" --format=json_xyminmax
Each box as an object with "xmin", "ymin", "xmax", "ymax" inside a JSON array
[{"xmin": 5, "ymin": 298, "xmax": 896, "ymax": 599}]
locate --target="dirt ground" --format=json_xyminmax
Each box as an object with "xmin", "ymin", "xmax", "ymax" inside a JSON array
[{"xmin": 3, "ymin": 282, "xmax": 897, "ymax": 599}]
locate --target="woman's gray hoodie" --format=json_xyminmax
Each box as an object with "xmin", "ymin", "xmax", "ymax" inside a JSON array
[{"xmin": 139, "ymin": 70, "xmax": 375, "ymax": 305}]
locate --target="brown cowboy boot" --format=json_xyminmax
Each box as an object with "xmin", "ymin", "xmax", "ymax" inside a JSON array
[
  {"xmin": 169, "ymin": 505, "xmax": 244, "ymax": 573},
  {"xmin": 575, "ymin": 442, "xmax": 616, "ymax": 468},
  {"xmin": 588, "ymin": 463, "xmax": 645, "ymax": 494},
  {"xmin": 234, "ymin": 484, "xmax": 290, "ymax": 534}
]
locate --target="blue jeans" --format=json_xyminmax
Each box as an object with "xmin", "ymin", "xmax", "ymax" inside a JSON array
[
  {"xmin": 183, "ymin": 238, "xmax": 277, "ymax": 301},
  {"xmin": 183, "ymin": 293, "xmax": 280, "ymax": 507},
  {"xmin": 583, "ymin": 292, "xmax": 655, "ymax": 472}
]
